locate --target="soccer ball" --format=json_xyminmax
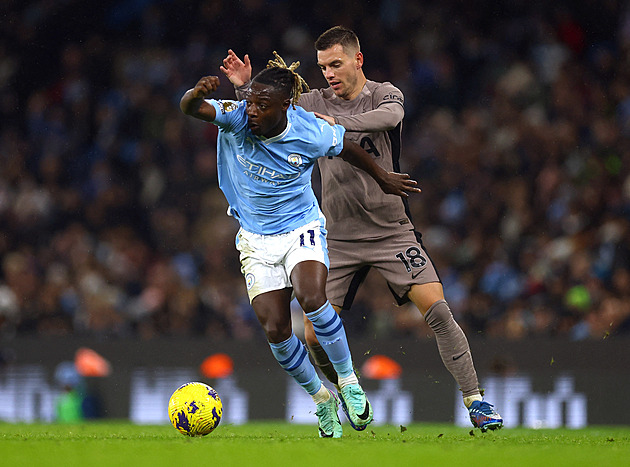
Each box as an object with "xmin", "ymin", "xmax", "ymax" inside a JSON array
[{"xmin": 168, "ymin": 382, "xmax": 222, "ymax": 436}]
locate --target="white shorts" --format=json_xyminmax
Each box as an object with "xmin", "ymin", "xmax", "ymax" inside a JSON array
[{"xmin": 236, "ymin": 217, "xmax": 329, "ymax": 302}]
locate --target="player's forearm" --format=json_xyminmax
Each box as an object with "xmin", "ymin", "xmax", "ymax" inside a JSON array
[
  {"xmin": 339, "ymin": 139, "xmax": 419, "ymax": 197},
  {"xmin": 335, "ymin": 103, "xmax": 403, "ymax": 132},
  {"xmin": 180, "ymin": 89, "xmax": 216, "ymax": 122},
  {"xmin": 180, "ymin": 89, "xmax": 204, "ymax": 115},
  {"xmin": 339, "ymin": 139, "xmax": 388, "ymax": 184},
  {"xmin": 234, "ymin": 82, "xmax": 250, "ymax": 101}
]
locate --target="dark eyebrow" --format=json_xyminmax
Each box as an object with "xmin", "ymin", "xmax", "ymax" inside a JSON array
[{"xmin": 318, "ymin": 59, "xmax": 342, "ymax": 68}]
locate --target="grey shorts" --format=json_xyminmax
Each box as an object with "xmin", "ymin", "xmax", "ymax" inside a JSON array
[{"xmin": 326, "ymin": 230, "xmax": 440, "ymax": 309}]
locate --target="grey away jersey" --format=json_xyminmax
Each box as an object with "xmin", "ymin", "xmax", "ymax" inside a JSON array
[{"xmin": 298, "ymin": 80, "xmax": 414, "ymax": 241}]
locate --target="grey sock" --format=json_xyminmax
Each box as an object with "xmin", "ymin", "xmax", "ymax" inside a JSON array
[
  {"xmin": 424, "ymin": 300, "xmax": 480, "ymax": 398},
  {"xmin": 307, "ymin": 342, "xmax": 339, "ymax": 386}
]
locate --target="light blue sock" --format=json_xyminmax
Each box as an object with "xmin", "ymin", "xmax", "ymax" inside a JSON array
[
  {"xmin": 306, "ymin": 301, "xmax": 353, "ymax": 378},
  {"xmin": 268, "ymin": 333, "xmax": 322, "ymax": 395}
]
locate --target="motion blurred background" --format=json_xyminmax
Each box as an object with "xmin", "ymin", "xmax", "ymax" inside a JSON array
[{"xmin": 1, "ymin": 0, "xmax": 629, "ymax": 427}]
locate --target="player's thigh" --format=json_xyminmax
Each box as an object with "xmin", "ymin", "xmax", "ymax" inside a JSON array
[
  {"xmin": 325, "ymin": 238, "xmax": 368, "ymax": 308},
  {"xmin": 251, "ymin": 288, "xmax": 293, "ymax": 342},
  {"xmin": 285, "ymin": 219, "xmax": 330, "ymax": 310},
  {"xmin": 291, "ymin": 260, "xmax": 329, "ymax": 312},
  {"xmin": 235, "ymin": 229, "xmax": 291, "ymax": 303},
  {"xmin": 371, "ymin": 230, "xmax": 441, "ymax": 302}
]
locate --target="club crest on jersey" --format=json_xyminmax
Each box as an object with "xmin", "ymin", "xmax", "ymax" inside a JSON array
[
  {"xmin": 245, "ymin": 273, "xmax": 255, "ymax": 290},
  {"xmin": 219, "ymin": 100, "xmax": 238, "ymax": 114},
  {"xmin": 288, "ymin": 154, "xmax": 303, "ymax": 167}
]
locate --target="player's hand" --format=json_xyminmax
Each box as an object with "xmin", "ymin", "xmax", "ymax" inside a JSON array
[
  {"xmin": 220, "ymin": 49, "xmax": 252, "ymax": 87},
  {"xmin": 314, "ymin": 112, "xmax": 336, "ymax": 126},
  {"xmin": 191, "ymin": 76, "xmax": 220, "ymax": 98},
  {"xmin": 378, "ymin": 172, "xmax": 421, "ymax": 198}
]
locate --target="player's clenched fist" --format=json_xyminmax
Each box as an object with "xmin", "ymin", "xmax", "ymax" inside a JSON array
[
  {"xmin": 191, "ymin": 76, "xmax": 220, "ymax": 98},
  {"xmin": 180, "ymin": 76, "xmax": 220, "ymax": 121}
]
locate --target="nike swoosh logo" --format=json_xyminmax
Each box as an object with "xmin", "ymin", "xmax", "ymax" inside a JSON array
[
  {"xmin": 453, "ymin": 351, "xmax": 467, "ymax": 361},
  {"xmin": 411, "ymin": 271, "xmax": 421, "ymax": 279},
  {"xmin": 357, "ymin": 400, "xmax": 371, "ymax": 420}
]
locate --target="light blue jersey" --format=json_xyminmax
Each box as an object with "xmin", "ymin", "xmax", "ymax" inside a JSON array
[{"xmin": 207, "ymin": 99, "xmax": 346, "ymax": 235}]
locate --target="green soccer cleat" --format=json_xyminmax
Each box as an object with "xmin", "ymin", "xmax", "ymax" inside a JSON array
[
  {"xmin": 339, "ymin": 383, "xmax": 373, "ymax": 429},
  {"xmin": 316, "ymin": 390, "xmax": 343, "ymax": 438},
  {"xmin": 338, "ymin": 390, "xmax": 367, "ymax": 431}
]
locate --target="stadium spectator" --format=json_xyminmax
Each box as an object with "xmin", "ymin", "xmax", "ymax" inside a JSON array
[{"xmin": 0, "ymin": 0, "xmax": 629, "ymax": 342}]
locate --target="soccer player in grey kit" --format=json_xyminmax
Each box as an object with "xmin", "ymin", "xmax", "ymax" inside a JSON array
[{"xmin": 222, "ymin": 26, "xmax": 503, "ymax": 431}]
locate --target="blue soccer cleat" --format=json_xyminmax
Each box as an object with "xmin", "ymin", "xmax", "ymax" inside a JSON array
[
  {"xmin": 339, "ymin": 384, "xmax": 373, "ymax": 429},
  {"xmin": 316, "ymin": 390, "xmax": 343, "ymax": 438},
  {"xmin": 468, "ymin": 400, "xmax": 503, "ymax": 432}
]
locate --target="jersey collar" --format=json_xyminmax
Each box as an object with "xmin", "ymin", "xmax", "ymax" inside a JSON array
[{"xmin": 257, "ymin": 122, "xmax": 292, "ymax": 145}]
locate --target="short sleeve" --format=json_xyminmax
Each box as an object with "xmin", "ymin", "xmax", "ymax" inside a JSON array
[
  {"xmin": 315, "ymin": 117, "xmax": 346, "ymax": 158},
  {"xmin": 206, "ymin": 99, "xmax": 247, "ymax": 133}
]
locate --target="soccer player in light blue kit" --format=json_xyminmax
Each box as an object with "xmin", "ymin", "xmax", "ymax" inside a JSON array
[{"xmin": 180, "ymin": 54, "xmax": 420, "ymax": 437}]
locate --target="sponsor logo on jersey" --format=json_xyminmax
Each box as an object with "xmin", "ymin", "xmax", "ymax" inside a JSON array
[
  {"xmin": 382, "ymin": 93, "xmax": 403, "ymax": 104},
  {"xmin": 236, "ymin": 154, "xmax": 300, "ymax": 185}
]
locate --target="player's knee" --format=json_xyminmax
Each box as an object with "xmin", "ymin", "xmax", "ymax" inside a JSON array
[
  {"xmin": 409, "ymin": 282, "xmax": 445, "ymax": 314},
  {"xmin": 296, "ymin": 293, "xmax": 327, "ymax": 315},
  {"xmin": 424, "ymin": 299, "xmax": 454, "ymax": 331},
  {"xmin": 264, "ymin": 322, "xmax": 293, "ymax": 343}
]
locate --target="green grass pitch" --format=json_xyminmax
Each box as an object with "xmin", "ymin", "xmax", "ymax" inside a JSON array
[{"xmin": 1, "ymin": 422, "xmax": 628, "ymax": 467}]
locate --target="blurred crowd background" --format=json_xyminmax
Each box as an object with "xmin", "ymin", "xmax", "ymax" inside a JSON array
[{"xmin": 1, "ymin": 0, "xmax": 630, "ymax": 342}]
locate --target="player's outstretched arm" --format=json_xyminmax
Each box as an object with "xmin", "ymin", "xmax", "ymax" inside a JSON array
[
  {"xmin": 220, "ymin": 49, "xmax": 252, "ymax": 87},
  {"xmin": 333, "ymin": 102, "xmax": 403, "ymax": 132},
  {"xmin": 180, "ymin": 76, "xmax": 220, "ymax": 121},
  {"xmin": 338, "ymin": 138, "xmax": 421, "ymax": 197}
]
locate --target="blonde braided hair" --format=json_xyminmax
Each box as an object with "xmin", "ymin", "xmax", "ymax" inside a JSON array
[{"xmin": 265, "ymin": 51, "xmax": 310, "ymax": 108}]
